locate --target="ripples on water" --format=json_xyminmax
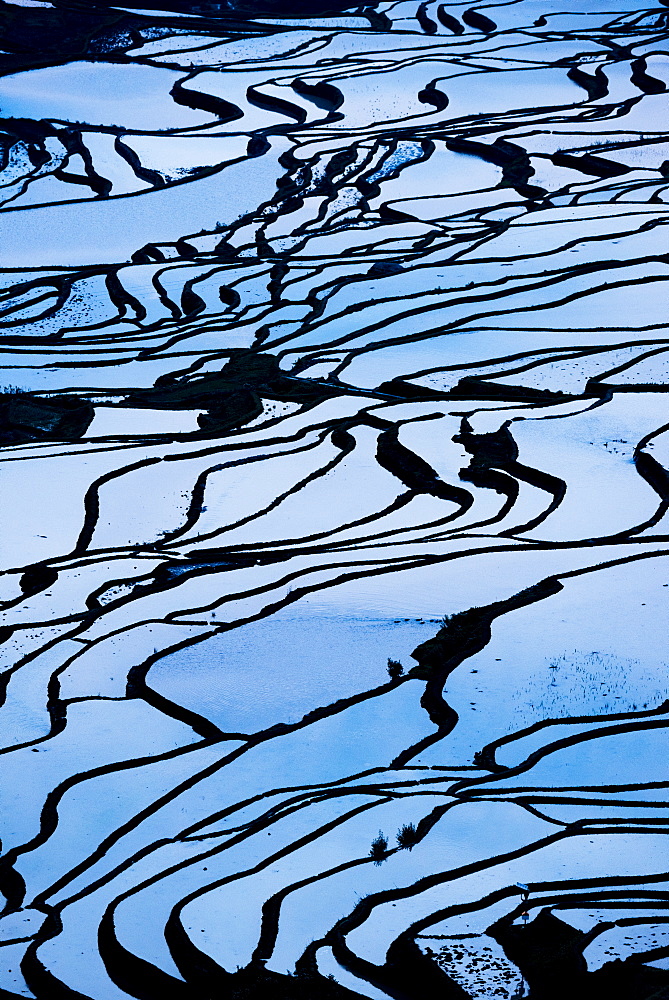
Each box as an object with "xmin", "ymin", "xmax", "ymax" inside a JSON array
[{"xmin": 1, "ymin": 0, "xmax": 669, "ymax": 997}]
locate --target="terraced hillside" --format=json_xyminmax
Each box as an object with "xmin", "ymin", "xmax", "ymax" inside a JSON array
[{"xmin": 1, "ymin": 1, "xmax": 669, "ymax": 997}]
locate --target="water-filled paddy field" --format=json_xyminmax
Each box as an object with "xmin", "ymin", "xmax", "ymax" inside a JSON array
[{"xmin": 1, "ymin": 1, "xmax": 669, "ymax": 997}]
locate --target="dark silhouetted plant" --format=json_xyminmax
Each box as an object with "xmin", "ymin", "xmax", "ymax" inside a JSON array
[
  {"xmin": 439, "ymin": 611, "xmax": 474, "ymax": 641},
  {"xmin": 387, "ymin": 657, "xmax": 404, "ymax": 680},
  {"xmin": 397, "ymin": 822, "xmax": 418, "ymax": 850},
  {"xmin": 369, "ymin": 831, "xmax": 388, "ymax": 864}
]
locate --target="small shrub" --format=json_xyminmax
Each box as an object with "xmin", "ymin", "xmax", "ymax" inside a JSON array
[
  {"xmin": 439, "ymin": 612, "xmax": 471, "ymax": 638},
  {"xmin": 369, "ymin": 831, "xmax": 388, "ymax": 864},
  {"xmin": 440, "ymin": 613, "xmax": 460, "ymax": 629},
  {"xmin": 397, "ymin": 822, "xmax": 418, "ymax": 851},
  {"xmin": 387, "ymin": 657, "xmax": 404, "ymax": 680}
]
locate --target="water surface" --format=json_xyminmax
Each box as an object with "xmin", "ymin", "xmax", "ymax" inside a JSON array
[{"xmin": 1, "ymin": 1, "xmax": 669, "ymax": 997}]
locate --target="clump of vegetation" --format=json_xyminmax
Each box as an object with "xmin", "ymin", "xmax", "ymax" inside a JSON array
[
  {"xmin": 369, "ymin": 831, "xmax": 388, "ymax": 865},
  {"xmin": 440, "ymin": 612, "xmax": 465, "ymax": 631},
  {"xmin": 387, "ymin": 657, "xmax": 404, "ymax": 680},
  {"xmin": 438, "ymin": 611, "xmax": 477, "ymax": 642},
  {"xmin": 396, "ymin": 822, "xmax": 419, "ymax": 851}
]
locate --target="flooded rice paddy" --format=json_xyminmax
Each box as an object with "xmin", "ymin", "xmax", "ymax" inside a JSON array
[{"xmin": 1, "ymin": 0, "xmax": 669, "ymax": 997}]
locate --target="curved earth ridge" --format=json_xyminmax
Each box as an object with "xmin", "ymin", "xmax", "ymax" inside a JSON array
[{"xmin": 1, "ymin": 1, "xmax": 669, "ymax": 998}]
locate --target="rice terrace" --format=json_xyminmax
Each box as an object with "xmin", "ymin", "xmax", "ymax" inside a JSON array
[{"xmin": 0, "ymin": 0, "xmax": 669, "ymax": 997}]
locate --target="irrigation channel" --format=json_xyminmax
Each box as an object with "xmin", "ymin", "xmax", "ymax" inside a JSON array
[{"xmin": 1, "ymin": 0, "xmax": 669, "ymax": 997}]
